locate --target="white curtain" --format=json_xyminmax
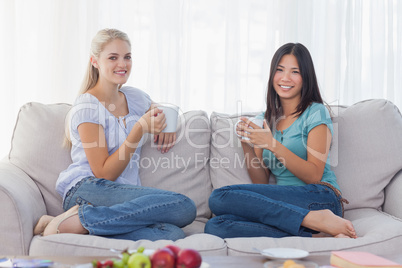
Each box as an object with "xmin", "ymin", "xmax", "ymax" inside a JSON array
[{"xmin": 1, "ymin": 0, "xmax": 401, "ymax": 157}]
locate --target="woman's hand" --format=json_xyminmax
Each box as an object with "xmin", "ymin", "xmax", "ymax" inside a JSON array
[
  {"xmin": 154, "ymin": 132, "xmax": 176, "ymax": 153},
  {"xmin": 138, "ymin": 108, "xmax": 167, "ymax": 135},
  {"xmin": 236, "ymin": 117, "xmax": 275, "ymax": 150}
]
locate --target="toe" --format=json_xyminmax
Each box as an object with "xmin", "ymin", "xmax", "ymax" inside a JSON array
[{"xmin": 33, "ymin": 215, "xmax": 54, "ymax": 235}]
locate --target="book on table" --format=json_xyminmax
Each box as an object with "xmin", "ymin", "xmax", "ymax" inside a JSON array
[{"xmin": 330, "ymin": 251, "xmax": 402, "ymax": 268}]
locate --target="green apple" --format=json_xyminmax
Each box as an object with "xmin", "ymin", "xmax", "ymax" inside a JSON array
[
  {"xmin": 113, "ymin": 259, "xmax": 125, "ymax": 268},
  {"xmin": 127, "ymin": 252, "xmax": 151, "ymax": 268},
  {"xmin": 122, "ymin": 252, "xmax": 130, "ymax": 265}
]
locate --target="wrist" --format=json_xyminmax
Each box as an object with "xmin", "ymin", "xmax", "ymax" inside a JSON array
[
  {"xmin": 267, "ymin": 139, "xmax": 281, "ymax": 154},
  {"xmin": 264, "ymin": 138, "xmax": 277, "ymax": 152},
  {"xmin": 135, "ymin": 119, "xmax": 147, "ymax": 135}
]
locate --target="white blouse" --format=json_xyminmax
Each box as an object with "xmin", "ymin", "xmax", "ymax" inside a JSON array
[{"xmin": 56, "ymin": 86, "xmax": 152, "ymax": 200}]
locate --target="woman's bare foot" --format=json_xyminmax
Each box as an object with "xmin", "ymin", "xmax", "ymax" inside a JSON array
[
  {"xmin": 33, "ymin": 215, "xmax": 54, "ymax": 235},
  {"xmin": 43, "ymin": 205, "xmax": 88, "ymax": 236},
  {"xmin": 302, "ymin": 209, "xmax": 357, "ymax": 238}
]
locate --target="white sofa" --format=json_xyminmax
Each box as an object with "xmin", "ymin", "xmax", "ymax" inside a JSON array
[{"xmin": 1, "ymin": 99, "xmax": 402, "ymax": 257}]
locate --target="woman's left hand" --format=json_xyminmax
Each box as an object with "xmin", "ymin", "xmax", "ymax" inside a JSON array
[
  {"xmin": 237, "ymin": 117, "xmax": 275, "ymax": 150},
  {"xmin": 154, "ymin": 132, "xmax": 176, "ymax": 153}
]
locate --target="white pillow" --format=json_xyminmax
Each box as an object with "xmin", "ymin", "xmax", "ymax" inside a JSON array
[
  {"xmin": 139, "ymin": 110, "xmax": 213, "ymax": 221},
  {"xmin": 9, "ymin": 102, "xmax": 72, "ymax": 216},
  {"xmin": 330, "ymin": 99, "xmax": 402, "ymax": 210}
]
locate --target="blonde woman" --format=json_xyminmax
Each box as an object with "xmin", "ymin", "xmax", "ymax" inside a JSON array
[{"xmin": 34, "ymin": 29, "xmax": 196, "ymax": 241}]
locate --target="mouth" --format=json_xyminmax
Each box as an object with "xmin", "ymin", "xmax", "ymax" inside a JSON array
[
  {"xmin": 114, "ymin": 70, "xmax": 127, "ymax": 75},
  {"xmin": 279, "ymin": 85, "xmax": 293, "ymax": 90}
]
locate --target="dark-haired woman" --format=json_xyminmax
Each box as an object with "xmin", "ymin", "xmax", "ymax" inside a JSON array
[{"xmin": 204, "ymin": 43, "xmax": 357, "ymax": 238}]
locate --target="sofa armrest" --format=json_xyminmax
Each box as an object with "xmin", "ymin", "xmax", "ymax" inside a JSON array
[
  {"xmin": 0, "ymin": 159, "xmax": 47, "ymax": 255},
  {"xmin": 383, "ymin": 170, "xmax": 402, "ymax": 219}
]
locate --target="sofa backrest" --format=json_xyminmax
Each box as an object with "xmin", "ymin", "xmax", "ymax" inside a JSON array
[
  {"xmin": 209, "ymin": 99, "xmax": 402, "ymax": 211},
  {"xmin": 139, "ymin": 110, "xmax": 212, "ymax": 221},
  {"xmin": 9, "ymin": 103, "xmax": 213, "ymax": 220},
  {"xmin": 209, "ymin": 112, "xmax": 258, "ymax": 189},
  {"xmin": 9, "ymin": 102, "xmax": 72, "ymax": 216},
  {"xmin": 330, "ymin": 99, "xmax": 402, "ymax": 210}
]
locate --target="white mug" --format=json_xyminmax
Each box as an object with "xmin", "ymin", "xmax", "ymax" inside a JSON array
[
  {"xmin": 157, "ymin": 103, "xmax": 179, "ymax": 133},
  {"xmin": 235, "ymin": 117, "xmax": 264, "ymax": 140}
]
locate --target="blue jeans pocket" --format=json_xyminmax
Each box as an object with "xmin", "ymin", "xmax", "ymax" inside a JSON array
[
  {"xmin": 74, "ymin": 196, "xmax": 93, "ymax": 206},
  {"xmin": 63, "ymin": 176, "xmax": 93, "ymax": 211}
]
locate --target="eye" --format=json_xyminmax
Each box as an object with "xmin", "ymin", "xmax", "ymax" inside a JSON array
[
  {"xmin": 125, "ymin": 55, "xmax": 132, "ymax": 60},
  {"xmin": 276, "ymin": 68, "xmax": 283, "ymax": 72},
  {"xmin": 292, "ymin": 70, "xmax": 300, "ymax": 74},
  {"xmin": 109, "ymin": 56, "xmax": 117, "ymax": 60}
]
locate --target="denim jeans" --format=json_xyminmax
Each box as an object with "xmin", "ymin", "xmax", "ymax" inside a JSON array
[
  {"xmin": 63, "ymin": 177, "xmax": 197, "ymax": 241},
  {"xmin": 204, "ymin": 183, "xmax": 343, "ymax": 238}
]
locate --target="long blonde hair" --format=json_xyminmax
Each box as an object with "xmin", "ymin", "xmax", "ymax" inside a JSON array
[{"xmin": 64, "ymin": 29, "xmax": 131, "ymax": 148}]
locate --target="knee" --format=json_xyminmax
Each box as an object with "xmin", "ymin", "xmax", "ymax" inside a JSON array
[
  {"xmin": 182, "ymin": 194, "xmax": 196, "ymax": 212},
  {"xmin": 204, "ymin": 216, "xmax": 221, "ymax": 234},
  {"xmin": 209, "ymin": 186, "xmax": 231, "ymax": 201},
  {"xmin": 208, "ymin": 186, "xmax": 232, "ymax": 211},
  {"xmin": 179, "ymin": 194, "xmax": 197, "ymax": 224},
  {"xmin": 204, "ymin": 216, "xmax": 229, "ymax": 238}
]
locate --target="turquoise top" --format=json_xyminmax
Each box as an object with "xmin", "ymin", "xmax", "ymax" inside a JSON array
[
  {"xmin": 56, "ymin": 86, "xmax": 152, "ymax": 200},
  {"xmin": 257, "ymin": 102, "xmax": 339, "ymax": 190}
]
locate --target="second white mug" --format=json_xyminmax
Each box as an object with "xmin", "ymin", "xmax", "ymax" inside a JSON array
[{"xmin": 235, "ymin": 117, "xmax": 264, "ymax": 140}]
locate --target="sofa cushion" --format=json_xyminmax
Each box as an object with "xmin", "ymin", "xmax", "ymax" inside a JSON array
[
  {"xmin": 29, "ymin": 233, "xmax": 226, "ymax": 256},
  {"xmin": 329, "ymin": 99, "xmax": 402, "ymax": 210},
  {"xmin": 140, "ymin": 110, "xmax": 212, "ymax": 221},
  {"xmin": 209, "ymin": 112, "xmax": 259, "ymax": 190},
  {"xmin": 224, "ymin": 208, "xmax": 402, "ymax": 256},
  {"xmin": 9, "ymin": 102, "xmax": 72, "ymax": 216}
]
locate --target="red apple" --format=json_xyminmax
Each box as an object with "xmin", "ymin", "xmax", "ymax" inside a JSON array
[
  {"xmin": 164, "ymin": 244, "xmax": 181, "ymax": 258},
  {"xmin": 176, "ymin": 248, "xmax": 202, "ymax": 268},
  {"xmin": 151, "ymin": 248, "xmax": 175, "ymax": 268}
]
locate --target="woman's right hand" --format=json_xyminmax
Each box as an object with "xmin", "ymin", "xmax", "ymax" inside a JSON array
[
  {"xmin": 138, "ymin": 108, "xmax": 167, "ymax": 135},
  {"xmin": 237, "ymin": 118, "xmax": 271, "ymax": 183},
  {"xmin": 237, "ymin": 117, "xmax": 274, "ymax": 150}
]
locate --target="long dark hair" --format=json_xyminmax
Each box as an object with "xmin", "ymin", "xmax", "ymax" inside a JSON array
[{"xmin": 265, "ymin": 43, "xmax": 323, "ymax": 128}]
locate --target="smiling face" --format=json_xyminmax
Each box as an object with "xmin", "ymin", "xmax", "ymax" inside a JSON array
[
  {"xmin": 91, "ymin": 38, "xmax": 132, "ymax": 88},
  {"xmin": 273, "ymin": 54, "xmax": 303, "ymax": 103}
]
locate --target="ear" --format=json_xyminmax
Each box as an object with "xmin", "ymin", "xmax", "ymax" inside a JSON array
[{"xmin": 90, "ymin": 56, "xmax": 98, "ymax": 68}]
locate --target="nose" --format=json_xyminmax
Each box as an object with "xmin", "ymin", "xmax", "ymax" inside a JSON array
[
  {"xmin": 281, "ymin": 71, "xmax": 291, "ymax": 81},
  {"xmin": 118, "ymin": 58, "xmax": 127, "ymax": 68}
]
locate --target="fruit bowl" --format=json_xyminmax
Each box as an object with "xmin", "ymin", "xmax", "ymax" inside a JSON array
[
  {"xmin": 111, "ymin": 246, "xmax": 208, "ymax": 268},
  {"xmin": 264, "ymin": 260, "xmax": 318, "ymax": 268}
]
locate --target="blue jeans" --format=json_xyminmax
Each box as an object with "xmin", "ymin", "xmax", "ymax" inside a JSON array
[
  {"xmin": 204, "ymin": 184, "xmax": 343, "ymax": 238},
  {"xmin": 63, "ymin": 177, "xmax": 196, "ymax": 241}
]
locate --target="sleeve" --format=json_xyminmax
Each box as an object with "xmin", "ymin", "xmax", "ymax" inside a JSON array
[
  {"xmin": 306, "ymin": 103, "xmax": 334, "ymax": 136},
  {"xmin": 70, "ymin": 95, "xmax": 106, "ymax": 131}
]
